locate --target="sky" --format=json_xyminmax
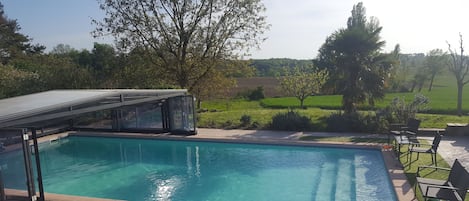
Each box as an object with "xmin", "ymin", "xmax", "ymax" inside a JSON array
[{"xmin": 3, "ymin": 0, "xmax": 469, "ymax": 59}]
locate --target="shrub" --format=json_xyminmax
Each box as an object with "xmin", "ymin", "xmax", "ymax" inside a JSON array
[
  {"xmin": 325, "ymin": 112, "xmax": 387, "ymax": 133},
  {"xmin": 247, "ymin": 86, "xmax": 265, "ymax": 100},
  {"xmin": 270, "ymin": 110, "xmax": 312, "ymax": 131},
  {"xmin": 383, "ymin": 94, "xmax": 430, "ymax": 123},
  {"xmin": 240, "ymin": 114, "xmax": 252, "ymax": 126},
  {"xmin": 236, "ymin": 86, "xmax": 265, "ymax": 101}
]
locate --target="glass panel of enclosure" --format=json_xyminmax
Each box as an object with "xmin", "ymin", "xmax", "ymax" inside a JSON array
[
  {"xmin": 73, "ymin": 109, "xmax": 113, "ymax": 129},
  {"xmin": 120, "ymin": 103, "xmax": 163, "ymax": 130},
  {"xmin": 168, "ymin": 96, "xmax": 195, "ymax": 133},
  {"xmin": 0, "ymin": 129, "xmax": 29, "ymax": 197}
]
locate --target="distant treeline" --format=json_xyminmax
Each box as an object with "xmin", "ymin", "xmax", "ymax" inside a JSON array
[
  {"xmin": 249, "ymin": 55, "xmax": 425, "ymax": 78},
  {"xmin": 249, "ymin": 58, "xmax": 313, "ymax": 77}
]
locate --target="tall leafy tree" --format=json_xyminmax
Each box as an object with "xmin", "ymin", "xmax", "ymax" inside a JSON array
[
  {"xmin": 424, "ymin": 49, "xmax": 446, "ymax": 91},
  {"xmin": 447, "ymin": 34, "xmax": 469, "ymax": 116},
  {"xmin": 278, "ymin": 66, "xmax": 328, "ymax": 108},
  {"xmin": 0, "ymin": 2, "xmax": 44, "ymax": 64},
  {"xmin": 90, "ymin": 43, "xmax": 117, "ymax": 86},
  {"xmin": 93, "ymin": 0, "xmax": 269, "ymax": 93},
  {"xmin": 315, "ymin": 2, "xmax": 393, "ymax": 114}
]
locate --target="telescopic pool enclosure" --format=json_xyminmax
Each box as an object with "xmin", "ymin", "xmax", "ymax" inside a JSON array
[{"xmin": 0, "ymin": 89, "xmax": 197, "ymax": 201}]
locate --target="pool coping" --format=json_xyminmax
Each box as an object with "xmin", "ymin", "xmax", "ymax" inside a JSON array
[{"xmin": 3, "ymin": 129, "xmax": 416, "ymax": 201}]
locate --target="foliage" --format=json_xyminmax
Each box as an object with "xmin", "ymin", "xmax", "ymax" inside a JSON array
[
  {"xmin": 325, "ymin": 111, "xmax": 387, "ymax": 133},
  {"xmin": 425, "ymin": 49, "xmax": 447, "ymax": 91},
  {"xmin": 0, "ymin": 64, "xmax": 38, "ymax": 98},
  {"xmin": 236, "ymin": 86, "xmax": 265, "ymax": 101},
  {"xmin": 239, "ymin": 114, "xmax": 252, "ymax": 126},
  {"xmin": 269, "ymin": 110, "xmax": 313, "ymax": 131},
  {"xmin": 93, "ymin": 0, "xmax": 269, "ymax": 93},
  {"xmin": 193, "ymin": 60, "xmax": 252, "ymax": 107},
  {"xmin": 277, "ymin": 66, "xmax": 328, "ymax": 108},
  {"xmin": 447, "ymin": 34, "xmax": 469, "ymax": 116},
  {"xmin": 380, "ymin": 94, "xmax": 430, "ymax": 124},
  {"xmin": 111, "ymin": 48, "xmax": 172, "ymax": 89},
  {"xmin": 10, "ymin": 54, "xmax": 94, "ymax": 92},
  {"xmin": 0, "ymin": 2, "xmax": 44, "ymax": 64},
  {"xmin": 249, "ymin": 58, "xmax": 313, "ymax": 76},
  {"xmin": 247, "ymin": 86, "xmax": 265, "ymax": 101},
  {"xmin": 315, "ymin": 2, "xmax": 394, "ymax": 114}
]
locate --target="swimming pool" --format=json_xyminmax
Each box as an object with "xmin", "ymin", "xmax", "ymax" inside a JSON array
[{"xmin": 1, "ymin": 136, "xmax": 397, "ymax": 201}]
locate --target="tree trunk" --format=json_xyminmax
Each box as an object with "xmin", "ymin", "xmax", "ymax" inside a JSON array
[
  {"xmin": 428, "ymin": 74, "xmax": 435, "ymax": 91},
  {"xmin": 457, "ymin": 82, "xmax": 463, "ymax": 116},
  {"xmin": 410, "ymin": 81, "xmax": 416, "ymax": 92},
  {"xmin": 197, "ymin": 98, "xmax": 202, "ymax": 109},
  {"xmin": 300, "ymin": 98, "xmax": 304, "ymax": 109}
]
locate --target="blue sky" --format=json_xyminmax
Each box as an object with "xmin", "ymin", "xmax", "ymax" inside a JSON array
[{"xmin": 3, "ymin": 0, "xmax": 469, "ymax": 59}]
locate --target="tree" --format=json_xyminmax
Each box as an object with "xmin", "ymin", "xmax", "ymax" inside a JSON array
[
  {"xmin": 278, "ymin": 66, "xmax": 328, "ymax": 108},
  {"xmin": 425, "ymin": 49, "xmax": 446, "ymax": 91},
  {"xmin": 0, "ymin": 64, "xmax": 37, "ymax": 98},
  {"xmin": 0, "ymin": 2, "xmax": 44, "ymax": 64},
  {"xmin": 315, "ymin": 2, "xmax": 393, "ymax": 114},
  {"xmin": 192, "ymin": 60, "xmax": 251, "ymax": 108},
  {"xmin": 50, "ymin": 44, "xmax": 77, "ymax": 55},
  {"xmin": 447, "ymin": 34, "xmax": 469, "ymax": 116},
  {"xmin": 93, "ymin": 0, "xmax": 269, "ymax": 93},
  {"xmin": 90, "ymin": 43, "xmax": 117, "ymax": 86},
  {"xmin": 410, "ymin": 70, "xmax": 427, "ymax": 92}
]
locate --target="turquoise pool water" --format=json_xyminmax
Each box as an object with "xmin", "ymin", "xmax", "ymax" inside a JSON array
[{"xmin": 1, "ymin": 136, "xmax": 397, "ymax": 201}]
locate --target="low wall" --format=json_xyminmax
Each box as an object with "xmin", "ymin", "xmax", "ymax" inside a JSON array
[{"xmin": 445, "ymin": 123, "xmax": 469, "ymax": 136}]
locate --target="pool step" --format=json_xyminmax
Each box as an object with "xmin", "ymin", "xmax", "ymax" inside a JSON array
[
  {"xmin": 314, "ymin": 158, "xmax": 356, "ymax": 201},
  {"xmin": 335, "ymin": 158, "xmax": 354, "ymax": 201},
  {"xmin": 315, "ymin": 161, "xmax": 337, "ymax": 200},
  {"xmin": 354, "ymin": 155, "xmax": 373, "ymax": 201}
]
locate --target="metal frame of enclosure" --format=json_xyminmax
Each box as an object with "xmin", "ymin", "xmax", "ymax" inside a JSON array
[{"xmin": 0, "ymin": 89, "xmax": 196, "ymax": 201}]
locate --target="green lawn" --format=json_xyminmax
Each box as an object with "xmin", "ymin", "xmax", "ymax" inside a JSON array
[
  {"xmin": 395, "ymin": 140, "xmax": 469, "ymax": 201},
  {"xmin": 199, "ymin": 71, "xmax": 469, "ymax": 130},
  {"xmin": 260, "ymin": 73, "xmax": 469, "ymax": 114},
  {"xmin": 199, "ymin": 99, "xmax": 469, "ymax": 129}
]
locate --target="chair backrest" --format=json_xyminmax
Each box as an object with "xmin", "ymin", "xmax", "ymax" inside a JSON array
[
  {"xmin": 431, "ymin": 133, "xmax": 442, "ymax": 152},
  {"xmin": 448, "ymin": 159, "xmax": 469, "ymax": 199},
  {"xmin": 407, "ymin": 118, "xmax": 421, "ymax": 133}
]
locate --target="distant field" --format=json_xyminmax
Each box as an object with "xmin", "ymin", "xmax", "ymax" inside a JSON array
[
  {"xmin": 199, "ymin": 71, "xmax": 469, "ymax": 130},
  {"xmin": 260, "ymin": 72, "xmax": 469, "ymax": 115},
  {"xmin": 230, "ymin": 77, "xmax": 286, "ymax": 97},
  {"xmin": 198, "ymin": 99, "xmax": 469, "ymax": 129}
]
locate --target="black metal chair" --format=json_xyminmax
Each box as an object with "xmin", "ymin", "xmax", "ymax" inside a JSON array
[
  {"xmin": 416, "ymin": 159, "xmax": 469, "ymax": 201},
  {"xmin": 390, "ymin": 118, "xmax": 421, "ymax": 156},
  {"xmin": 408, "ymin": 132, "xmax": 442, "ymax": 167}
]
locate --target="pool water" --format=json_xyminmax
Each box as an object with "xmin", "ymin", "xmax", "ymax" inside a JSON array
[{"xmin": 1, "ymin": 136, "xmax": 397, "ymax": 201}]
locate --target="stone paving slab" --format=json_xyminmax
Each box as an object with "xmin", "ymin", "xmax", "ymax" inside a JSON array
[{"xmin": 421, "ymin": 135, "xmax": 469, "ymax": 169}]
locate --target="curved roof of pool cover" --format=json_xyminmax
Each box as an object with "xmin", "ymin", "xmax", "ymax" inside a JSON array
[{"xmin": 0, "ymin": 89, "xmax": 187, "ymax": 129}]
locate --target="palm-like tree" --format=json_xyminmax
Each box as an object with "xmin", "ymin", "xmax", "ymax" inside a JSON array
[{"xmin": 316, "ymin": 2, "xmax": 393, "ymax": 114}]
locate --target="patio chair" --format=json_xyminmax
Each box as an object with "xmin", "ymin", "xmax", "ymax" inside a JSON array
[
  {"xmin": 416, "ymin": 159, "xmax": 469, "ymax": 201},
  {"xmin": 391, "ymin": 118, "xmax": 421, "ymax": 156},
  {"xmin": 390, "ymin": 118, "xmax": 421, "ymax": 138},
  {"xmin": 408, "ymin": 132, "xmax": 442, "ymax": 167}
]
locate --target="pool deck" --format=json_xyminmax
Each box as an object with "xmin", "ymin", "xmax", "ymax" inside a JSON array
[{"xmin": 6, "ymin": 128, "xmax": 461, "ymax": 201}]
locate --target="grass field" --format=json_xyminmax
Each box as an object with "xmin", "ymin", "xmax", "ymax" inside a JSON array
[
  {"xmin": 199, "ymin": 71, "xmax": 469, "ymax": 130},
  {"xmin": 198, "ymin": 99, "xmax": 469, "ymax": 129},
  {"xmin": 260, "ymin": 73, "xmax": 469, "ymax": 115}
]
